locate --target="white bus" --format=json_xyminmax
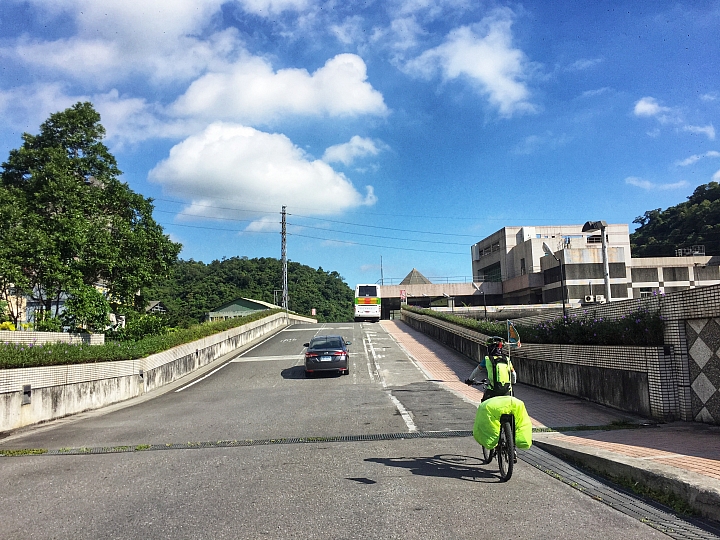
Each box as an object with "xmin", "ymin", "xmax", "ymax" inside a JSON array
[{"xmin": 354, "ymin": 284, "xmax": 381, "ymax": 322}]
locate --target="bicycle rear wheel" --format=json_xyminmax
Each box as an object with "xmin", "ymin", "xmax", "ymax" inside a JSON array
[{"xmin": 497, "ymin": 419, "xmax": 514, "ymax": 482}]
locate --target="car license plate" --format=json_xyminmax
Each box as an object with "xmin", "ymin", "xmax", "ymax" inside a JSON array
[{"xmin": 320, "ymin": 355, "xmax": 332, "ymax": 362}]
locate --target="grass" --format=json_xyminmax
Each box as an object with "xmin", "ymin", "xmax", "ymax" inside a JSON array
[{"xmin": 0, "ymin": 448, "xmax": 47, "ymax": 457}]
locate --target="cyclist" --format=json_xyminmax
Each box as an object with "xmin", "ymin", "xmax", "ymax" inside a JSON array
[{"xmin": 465, "ymin": 336, "xmax": 516, "ymax": 400}]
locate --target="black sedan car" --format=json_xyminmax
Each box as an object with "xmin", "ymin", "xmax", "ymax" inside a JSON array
[{"xmin": 303, "ymin": 335, "xmax": 351, "ymax": 377}]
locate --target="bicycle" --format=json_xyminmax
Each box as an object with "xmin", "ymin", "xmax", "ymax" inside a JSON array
[{"xmin": 470, "ymin": 380, "xmax": 516, "ymax": 482}]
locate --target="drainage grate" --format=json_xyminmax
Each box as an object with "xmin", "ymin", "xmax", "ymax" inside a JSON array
[
  {"xmin": 521, "ymin": 446, "xmax": 720, "ymax": 540},
  {"xmin": 5, "ymin": 430, "xmax": 719, "ymax": 539}
]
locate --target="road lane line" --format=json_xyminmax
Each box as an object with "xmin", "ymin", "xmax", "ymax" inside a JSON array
[
  {"xmin": 389, "ymin": 393, "xmax": 417, "ymax": 432},
  {"xmin": 363, "ymin": 335, "xmax": 376, "ymax": 382},
  {"xmin": 366, "ymin": 334, "xmax": 386, "ymax": 388},
  {"xmin": 174, "ymin": 331, "xmax": 281, "ymax": 393}
]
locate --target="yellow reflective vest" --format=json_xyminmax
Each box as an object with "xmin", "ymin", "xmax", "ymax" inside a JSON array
[{"xmin": 472, "ymin": 395, "xmax": 533, "ymax": 450}]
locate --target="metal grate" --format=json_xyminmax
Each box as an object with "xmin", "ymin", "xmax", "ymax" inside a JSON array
[
  {"xmin": 521, "ymin": 446, "xmax": 720, "ymax": 540},
  {"xmin": 4, "ymin": 430, "xmax": 719, "ymax": 539}
]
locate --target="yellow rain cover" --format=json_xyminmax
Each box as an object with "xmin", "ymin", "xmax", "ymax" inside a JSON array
[{"xmin": 472, "ymin": 395, "xmax": 533, "ymax": 450}]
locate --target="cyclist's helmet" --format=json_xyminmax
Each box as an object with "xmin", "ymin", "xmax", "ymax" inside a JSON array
[{"xmin": 486, "ymin": 336, "xmax": 504, "ymax": 356}]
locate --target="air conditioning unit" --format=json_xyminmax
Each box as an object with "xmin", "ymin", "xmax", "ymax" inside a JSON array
[
  {"xmin": 584, "ymin": 295, "xmax": 595, "ymax": 303},
  {"xmin": 595, "ymin": 294, "xmax": 606, "ymax": 303}
]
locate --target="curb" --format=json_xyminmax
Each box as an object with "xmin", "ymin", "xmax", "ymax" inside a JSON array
[{"xmin": 533, "ymin": 434, "xmax": 720, "ymax": 523}]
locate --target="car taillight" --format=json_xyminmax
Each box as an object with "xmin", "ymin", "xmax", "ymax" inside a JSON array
[
  {"xmin": 334, "ymin": 352, "xmax": 346, "ymax": 358},
  {"xmin": 306, "ymin": 352, "xmax": 318, "ymax": 357}
]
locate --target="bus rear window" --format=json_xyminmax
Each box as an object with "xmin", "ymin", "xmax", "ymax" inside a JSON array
[{"xmin": 358, "ymin": 285, "xmax": 377, "ymax": 297}]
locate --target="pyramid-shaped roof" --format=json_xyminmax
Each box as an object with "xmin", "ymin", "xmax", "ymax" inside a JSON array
[{"xmin": 399, "ymin": 268, "xmax": 432, "ymax": 285}]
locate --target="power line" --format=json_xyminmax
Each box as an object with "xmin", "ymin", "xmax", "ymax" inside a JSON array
[
  {"xmin": 286, "ymin": 222, "xmax": 469, "ymax": 245},
  {"xmin": 289, "ymin": 233, "xmax": 467, "ymax": 254}
]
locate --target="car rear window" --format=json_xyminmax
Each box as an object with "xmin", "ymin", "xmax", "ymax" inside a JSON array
[{"xmin": 310, "ymin": 338, "xmax": 342, "ymax": 349}]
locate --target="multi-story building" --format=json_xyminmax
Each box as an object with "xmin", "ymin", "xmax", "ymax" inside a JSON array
[{"xmin": 470, "ymin": 224, "xmax": 720, "ymax": 304}]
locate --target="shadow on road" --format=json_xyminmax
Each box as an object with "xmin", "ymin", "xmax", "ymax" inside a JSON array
[
  {"xmin": 366, "ymin": 453, "xmax": 499, "ymax": 483},
  {"xmin": 281, "ymin": 366, "xmax": 343, "ymax": 379}
]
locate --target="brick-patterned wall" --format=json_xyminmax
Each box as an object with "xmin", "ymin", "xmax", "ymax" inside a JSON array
[{"xmin": 0, "ymin": 330, "xmax": 104, "ymax": 345}]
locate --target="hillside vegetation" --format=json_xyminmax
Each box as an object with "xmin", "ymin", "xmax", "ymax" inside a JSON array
[
  {"xmin": 631, "ymin": 181, "xmax": 720, "ymax": 257},
  {"xmin": 142, "ymin": 257, "xmax": 354, "ymax": 326}
]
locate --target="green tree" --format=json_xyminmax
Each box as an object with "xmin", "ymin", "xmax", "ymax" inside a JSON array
[
  {"xmin": 61, "ymin": 285, "xmax": 111, "ymax": 333},
  {"xmin": 0, "ymin": 102, "xmax": 181, "ymax": 324},
  {"xmin": 631, "ymin": 182, "xmax": 720, "ymax": 257}
]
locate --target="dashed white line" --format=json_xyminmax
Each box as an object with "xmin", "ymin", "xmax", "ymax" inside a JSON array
[{"xmin": 389, "ymin": 393, "xmax": 417, "ymax": 432}]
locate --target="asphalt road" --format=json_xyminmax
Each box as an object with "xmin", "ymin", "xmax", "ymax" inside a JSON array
[{"xmin": 0, "ymin": 322, "xmax": 670, "ymax": 539}]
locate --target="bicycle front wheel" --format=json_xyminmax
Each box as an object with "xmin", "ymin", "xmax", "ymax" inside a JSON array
[{"xmin": 497, "ymin": 420, "xmax": 514, "ymax": 482}]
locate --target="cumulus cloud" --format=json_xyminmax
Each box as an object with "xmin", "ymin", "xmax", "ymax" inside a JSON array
[
  {"xmin": 322, "ymin": 136, "xmax": 387, "ymax": 165},
  {"xmin": 403, "ymin": 9, "xmax": 535, "ymax": 117},
  {"xmin": 4, "ymin": 2, "xmax": 242, "ymax": 85},
  {"xmin": 714, "ymin": 170, "xmax": 720, "ymax": 182},
  {"xmin": 148, "ymin": 123, "xmax": 377, "ymax": 224},
  {"xmin": 633, "ymin": 97, "xmax": 671, "ymax": 118},
  {"xmin": 170, "ymin": 53, "xmax": 388, "ymax": 123},
  {"xmin": 625, "ymin": 177, "xmax": 688, "ymax": 191},
  {"xmin": 675, "ymin": 151, "xmax": 720, "ymax": 167},
  {"xmin": 683, "ymin": 124, "xmax": 716, "ymax": 140}
]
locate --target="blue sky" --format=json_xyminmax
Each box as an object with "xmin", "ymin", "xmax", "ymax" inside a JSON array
[{"xmin": 1, "ymin": 0, "xmax": 719, "ymax": 289}]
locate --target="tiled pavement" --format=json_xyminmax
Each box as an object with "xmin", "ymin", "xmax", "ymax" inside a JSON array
[{"xmin": 381, "ymin": 319, "xmax": 720, "ymax": 514}]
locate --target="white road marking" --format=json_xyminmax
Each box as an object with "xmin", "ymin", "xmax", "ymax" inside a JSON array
[
  {"xmin": 389, "ymin": 393, "xmax": 417, "ymax": 432},
  {"xmin": 363, "ymin": 335, "xmax": 377, "ymax": 382},
  {"xmin": 231, "ymin": 355, "xmax": 304, "ymax": 363},
  {"xmin": 175, "ymin": 331, "xmax": 280, "ymax": 392}
]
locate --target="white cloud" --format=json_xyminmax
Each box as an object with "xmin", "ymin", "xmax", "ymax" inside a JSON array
[
  {"xmin": 683, "ymin": 124, "xmax": 716, "ymax": 140},
  {"xmin": 513, "ymin": 132, "xmax": 570, "ymax": 155},
  {"xmin": 322, "ymin": 136, "xmax": 387, "ymax": 165},
  {"xmin": 170, "ymin": 53, "xmax": 388, "ymax": 123},
  {"xmin": 701, "ymin": 93, "xmax": 718, "ymax": 102},
  {"xmin": 567, "ymin": 58, "xmax": 603, "ymax": 71},
  {"xmin": 148, "ymin": 123, "xmax": 377, "ymax": 222},
  {"xmin": 675, "ymin": 151, "xmax": 720, "ymax": 167},
  {"xmin": 580, "ymin": 87, "xmax": 612, "ymax": 98},
  {"xmin": 713, "ymin": 169, "xmax": 720, "ymax": 182},
  {"xmin": 625, "ymin": 177, "xmax": 688, "ymax": 190},
  {"xmin": 236, "ymin": 0, "xmax": 309, "ymax": 15},
  {"xmin": 403, "ymin": 9, "xmax": 535, "ymax": 117},
  {"xmin": 2, "ymin": 1, "xmax": 245, "ymax": 84},
  {"xmin": 633, "ymin": 97, "xmax": 671, "ymax": 118}
]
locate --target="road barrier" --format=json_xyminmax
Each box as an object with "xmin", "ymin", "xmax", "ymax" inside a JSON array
[{"xmin": 0, "ymin": 312, "xmax": 315, "ymax": 433}]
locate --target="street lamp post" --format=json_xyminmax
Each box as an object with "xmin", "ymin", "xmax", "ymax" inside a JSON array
[
  {"xmin": 543, "ymin": 242, "xmax": 567, "ymax": 321},
  {"xmin": 582, "ymin": 220, "xmax": 612, "ymax": 302}
]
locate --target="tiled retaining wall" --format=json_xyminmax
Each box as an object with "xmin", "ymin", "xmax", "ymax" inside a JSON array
[
  {"xmin": 404, "ymin": 283, "xmax": 720, "ymax": 423},
  {"xmin": 0, "ymin": 330, "xmax": 104, "ymax": 345},
  {"xmin": 0, "ymin": 312, "xmax": 315, "ymax": 433}
]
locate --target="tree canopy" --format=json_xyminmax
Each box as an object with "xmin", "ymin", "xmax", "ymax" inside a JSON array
[
  {"xmin": 631, "ymin": 181, "xmax": 720, "ymax": 258},
  {"xmin": 0, "ymin": 102, "xmax": 181, "ymax": 326},
  {"xmin": 142, "ymin": 257, "xmax": 354, "ymax": 326}
]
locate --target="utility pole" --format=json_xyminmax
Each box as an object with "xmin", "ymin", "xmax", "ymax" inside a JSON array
[
  {"xmin": 380, "ymin": 256, "xmax": 384, "ymax": 286},
  {"xmin": 281, "ymin": 206, "xmax": 288, "ymax": 311}
]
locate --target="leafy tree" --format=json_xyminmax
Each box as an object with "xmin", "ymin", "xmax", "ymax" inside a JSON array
[
  {"xmin": 0, "ymin": 102, "xmax": 181, "ymax": 326},
  {"xmin": 142, "ymin": 256, "xmax": 354, "ymax": 326},
  {"xmin": 631, "ymin": 182, "xmax": 720, "ymax": 257},
  {"xmin": 61, "ymin": 285, "xmax": 111, "ymax": 333}
]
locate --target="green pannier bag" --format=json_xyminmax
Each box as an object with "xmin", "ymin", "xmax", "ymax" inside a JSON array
[{"xmin": 472, "ymin": 395, "xmax": 533, "ymax": 450}]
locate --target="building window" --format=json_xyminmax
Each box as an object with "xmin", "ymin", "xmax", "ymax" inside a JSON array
[
  {"xmin": 520, "ymin": 258, "xmax": 526, "ymax": 275},
  {"xmin": 639, "ymin": 287, "xmax": 653, "ymax": 298}
]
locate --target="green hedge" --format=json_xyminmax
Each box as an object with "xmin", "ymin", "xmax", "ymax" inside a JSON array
[
  {"xmin": 401, "ymin": 305, "xmax": 664, "ymax": 347},
  {"xmin": 0, "ymin": 309, "xmax": 282, "ymax": 369}
]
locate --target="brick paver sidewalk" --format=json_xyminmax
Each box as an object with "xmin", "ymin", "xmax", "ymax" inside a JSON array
[{"xmin": 382, "ymin": 319, "xmax": 720, "ymax": 486}]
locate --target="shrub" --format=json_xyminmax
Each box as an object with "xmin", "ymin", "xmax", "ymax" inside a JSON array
[
  {"xmin": 0, "ymin": 309, "xmax": 282, "ymax": 369},
  {"xmin": 0, "ymin": 321, "xmax": 16, "ymax": 331}
]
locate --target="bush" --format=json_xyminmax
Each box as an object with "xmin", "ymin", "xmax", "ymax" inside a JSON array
[
  {"xmin": 0, "ymin": 309, "xmax": 282, "ymax": 369},
  {"xmin": 107, "ymin": 313, "xmax": 168, "ymax": 342},
  {"xmin": 0, "ymin": 321, "xmax": 16, "ymax": 331},
  {"xmin": 402, "ymin": 305, "xmax": 664, "ymax": 347}
]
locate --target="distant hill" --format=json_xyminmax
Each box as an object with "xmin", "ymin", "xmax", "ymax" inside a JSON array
[
  {"xmin": 142, "ymin": 257, "xmax": 354, "ymax": 326},
  {"xmin": 631, "ymin": 181, "xmax": 720, "ymax": 258}
]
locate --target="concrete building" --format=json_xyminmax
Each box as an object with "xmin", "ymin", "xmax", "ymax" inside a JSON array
[{"xmin": 470, "ymin": 223, "xmax": 720, "ymax": 305}]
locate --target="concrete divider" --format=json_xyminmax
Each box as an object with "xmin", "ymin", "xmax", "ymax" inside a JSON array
[
  {"xmin": 0, "ymin": 312, "xmax": 315, "ymax": 433},
  {"xmin": 401, "ymin": 310, "xmax": 661, "ymax": 419}
]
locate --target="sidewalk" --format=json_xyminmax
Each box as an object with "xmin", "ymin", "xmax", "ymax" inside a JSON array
[{"xmin": 381, "ymin": 320, "xmax": 720, "ymax": 522}]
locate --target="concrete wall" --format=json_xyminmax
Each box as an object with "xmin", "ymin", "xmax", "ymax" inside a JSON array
[
  {"xmin": 401, "ymin": 310, "xmax": 657, "ymax": 418},
  {"xmin": 0, "ymin": 312, "xmax": 315, "ymax": 433}
]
